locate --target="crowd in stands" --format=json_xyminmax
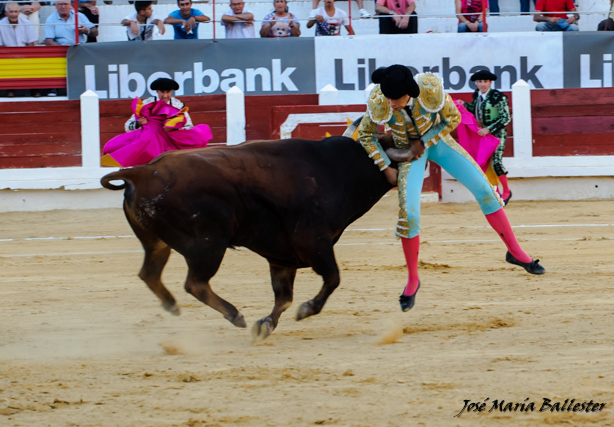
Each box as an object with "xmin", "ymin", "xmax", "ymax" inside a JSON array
[
  {"xmin": 2, "ymin": 0, "xmax": 613, "ymax": 46},
  {"xmin": 1, "ymin": 0, "xmax": 613, "ymax": 97}
]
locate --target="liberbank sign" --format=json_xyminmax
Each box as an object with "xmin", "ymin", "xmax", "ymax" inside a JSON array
[
  {"xmin": 66, "ymin": 38, "xmax": 316, "ymax": 99},
  {"xmin": 67, "ymin": 33, "xmax": 614, "ymax": 100}
]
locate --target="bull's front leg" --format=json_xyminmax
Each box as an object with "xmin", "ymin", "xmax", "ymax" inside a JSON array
[
  {"xmin": 252, "ymin": 264, "xmax": 296, "ymax": 341},
  {"xmin": 296, "ymin": 246, "xmax": 340, "ymax": 321}
]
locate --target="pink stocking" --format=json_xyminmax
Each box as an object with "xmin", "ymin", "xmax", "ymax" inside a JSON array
[
  {"xmin": 485, "ymin": 208, "xmax": 532, "ymax": 263},
  {"xmin": 401, "ymin": 236, "xmax": 420, "ymax": 296},
  {"xmin": 499, "ymin": 174, "xmax": 511, "ymax": 200}
]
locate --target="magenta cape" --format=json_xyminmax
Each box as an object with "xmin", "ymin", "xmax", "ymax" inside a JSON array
[
  {"xmin": 454, "ymin": 99, "xmax": 501, "ymax": 172},
  {"xmin": 102, "ymin": 98, "xmax": 212, "ymax": 167}
]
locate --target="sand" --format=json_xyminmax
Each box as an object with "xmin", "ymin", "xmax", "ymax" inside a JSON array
[{"xmin": 0, "ymin": 194, "xmax": 612, "ymax": 426}]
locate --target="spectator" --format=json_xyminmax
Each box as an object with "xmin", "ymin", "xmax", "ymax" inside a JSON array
[
  {"xmin": 164, "ymin": 0, "xmax": 210, "ymax": 39},
  {"xmin": 18, "ymin": 2, "xmax": 41, "ymax": 23},
  {"xmin": 44, "ymin": 0, "xmax": 98, "ymax": 45},
  {"xmin": 597, "ymin": 1, "xmax": 614, "ymax": 30},
  {"xmin": 0, "ymin": 2, "xmax": 39, "ymax": 46},
  {"xmin": 78, "ymin": 1, "xmax": 99, "ymax": 42},
  {"xmin": 260, "ymin": 0, "xmax": 300, "ymax": 37},
  {"xmin": 463, "ymin": 70, "xmax": 513, "ymax": 205},
  {"xmin": 101, "ymin": 77, "xmax": 213, "ymax": 168},
  {"xmin": 375, "ymin": 0, "xmax": 417, "ymax": 34},
  {"xmin": 221, "ymin": 0, "xmax": 255, "ymax": 38},
  {"xmin": 456, "ymin": 0, "xmax": 486, "ymax": 33},
  {"xmin": 121, "ymin": 1, "xmax": 165, "ymax": 41},
  {"xmin": 0, "ymin": 2, "xmax": 41, "ymax": 97},
  {"xmin": 490, "ymin": 0, "xmax": 499, "ymax": 15},
  {"xmin": 520, "ymin": 0, "xmax": 536, "ymax": 15},
  {"xmin": 307, "ymin": 0, "xmax": 355, "ymax": 36},
  {"xmin": 312, "ymin": 0, "xmax": 371, "ymax": 19},
  {"xmin": 534, "ymin": 0, "xmax": 579, "ymax": 31}
]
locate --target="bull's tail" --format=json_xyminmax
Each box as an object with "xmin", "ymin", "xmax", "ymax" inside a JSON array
[{"xmin": 100, "ymin": 170, "xmax": 134, "ymax": 191}]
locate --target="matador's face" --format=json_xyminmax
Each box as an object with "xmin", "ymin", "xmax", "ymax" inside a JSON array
[{"xmin": 387, "ymin": 94, "xmax": 410, "ymax": 111}]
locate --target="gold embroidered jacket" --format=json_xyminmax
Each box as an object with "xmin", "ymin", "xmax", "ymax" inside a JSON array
[{"xmin": 357, "ymin": 74, "xmax": 461, "ymax": 171}]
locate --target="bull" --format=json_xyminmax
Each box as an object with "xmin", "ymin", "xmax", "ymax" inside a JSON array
[{"xmin": 101, "ymin": 135, "xmax": 398, "ymax": 340}]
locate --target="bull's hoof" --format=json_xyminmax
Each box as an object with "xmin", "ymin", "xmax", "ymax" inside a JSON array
[
  {"xmin": 251, "ymin": 317, "xmax": 275, "ymax": 341},
  {"xmin": 162, "ymin": 302, "xmax": 181, "ymax": 316},
  {"xmin": 225, "ymin": 312, "xmax": 247, "ymax": 328},
  {"xmin": 296, "ymin": 300, "xmax": 316, "ymax": 321}
]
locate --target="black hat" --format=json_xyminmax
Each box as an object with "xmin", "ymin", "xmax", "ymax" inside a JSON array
[
  {"xmin": 470, "ymin": 70, "xmax": 497, "ymax": 82},
  {"xmin": 150, "ymin": 77, "xmax": 179, "ymax": 91},
  {"xmin": 371, "ymin": 65, "xmax": 420, "ymax": 99}
]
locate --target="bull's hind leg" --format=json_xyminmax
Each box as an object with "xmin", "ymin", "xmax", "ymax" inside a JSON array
[
  {"xmin": 126, "ymin": 210, "xmax": 178, "ymax": 315},
  {"xmin": 184, "ymin": 247, "xmax": 247, "ymax": 328},
  {"xmin": 296, "ymin": 244, "xmax": 340, "ymax": 321},
  {"xmin": 139, "ymin": 242, "xmax": 178, "ymax": 315},
  {"xmin": 252, "ymin": 264, "xmax": 296, "ymax": 341}
]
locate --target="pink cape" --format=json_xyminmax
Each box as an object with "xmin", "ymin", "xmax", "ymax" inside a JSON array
[
  {"xmin": 102, "ymin": 98, "xmax": 212, "ymax": 167},
  {"xmin": 454, "ymin": 99, "xmax": 501, "ymax": 172}
]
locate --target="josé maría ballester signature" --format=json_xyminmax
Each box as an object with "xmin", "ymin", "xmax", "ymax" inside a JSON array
[{"xmin": 454, "ymin": 397, "xmax": 607, "ymax": 417}]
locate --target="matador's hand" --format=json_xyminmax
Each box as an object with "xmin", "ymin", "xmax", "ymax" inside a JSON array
[
  {"xmin": 383, "ymin": 167, "xmax": 398, "ymax": 186},
  {"xmin": 408, "ymin": 141, "xmax": 425, "ymax": 160}
]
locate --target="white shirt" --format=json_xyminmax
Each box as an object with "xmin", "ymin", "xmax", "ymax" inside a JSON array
[
  {"xmin": 309, "ymin": 7, "xmax": 350, "ymax": 36},
  {"xmin": 44, "ymin": 10, "xmax": 94, "ymax": 45},
  {"xmin": 221, "ymin": 9, "xmax": 256, "ymax": 39},
  {"xmin": 124, "ymin": 12, "xmax": 158, "ymax": 41},
  {"xmin": 0, "ymin": 16, "xmax": 38, "ymax": 46}
]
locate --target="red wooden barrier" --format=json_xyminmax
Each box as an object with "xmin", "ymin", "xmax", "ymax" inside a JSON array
[{"xmin": 531, "ymin": 87, "xmax": 614, "ymax": 156}]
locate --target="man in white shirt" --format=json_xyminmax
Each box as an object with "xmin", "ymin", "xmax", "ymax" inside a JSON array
[
  {"xmin": 43, "ymin": 0, "xmax": 97, "ymax": 45},
  {"xmin": 121, "ymin": 1, "xmax": 165, "ymax": 41},
  {"xmin": 0, "ymin": 2, "xmax": 39, "ymax": 46},
  {"xmin": 221, "ymin": 0, "xmax": 255, "ymax": 39}
]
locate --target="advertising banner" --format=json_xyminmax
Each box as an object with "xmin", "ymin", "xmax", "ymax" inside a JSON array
[
  {"xmin": 314, "ymin": 33, "xmax": 564, "ymax": 97},
  {"xmin": 563, "ymin": 32, "xmax": 614, "ymax": 89},
  {"xmin": 66, "ymin": 38, "xmax": 316, "ymax": 100}
]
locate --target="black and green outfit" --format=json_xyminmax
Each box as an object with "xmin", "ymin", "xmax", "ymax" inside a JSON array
[{"xmin": 464, "ymin": 89, "xmax": 511, "ymax": 176}]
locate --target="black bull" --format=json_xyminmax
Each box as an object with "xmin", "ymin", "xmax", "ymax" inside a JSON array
[{"xmin": 101, "ymin": 136, "xmax": 401, "ymax": 340}]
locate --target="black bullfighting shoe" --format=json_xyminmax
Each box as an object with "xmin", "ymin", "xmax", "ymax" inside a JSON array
[
  {"xmin": 399, "ymin": 282, "xmax": 421, "ymax": 312},
  {"xmin": 503, "ymin": 191, "xmax": 513, "ymax": 206},
  {"xmin": 505, "ymin": 251, "xmax": 546, "ymax": 275}
]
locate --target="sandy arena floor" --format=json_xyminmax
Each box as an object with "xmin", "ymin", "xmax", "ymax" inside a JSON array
[{"xmin": 0, "ymin": 194, "xmax": 613, "ymax": 426}]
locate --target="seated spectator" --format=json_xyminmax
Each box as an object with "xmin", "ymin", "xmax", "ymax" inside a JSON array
[
  {"xmin": 260, "ymin": 0, "xmax": 300, "ymax": 38},
  {"xmin": 101, "ymin": 78, "xmax": 213, "ymax": 168},
  {"xmin": 534, "ymin": 0, "xmax": 579, "ymax": 31},
  {"xmin": 456, "ymin": 0, "xmax": 486, "ymax": 33},
  {"xmin": 375, "ymin": 0, "xmax": 417, "ymax": 34},
  {"xmin": 597, "ymin": 2, "xmax": 614, "ymax": 30},
  {"xmin": 221, "ymin": 0, "xmax": 255, "ymax": 38},
  {"xmin": 18, "ymin": 2, "xmax": 41, "ymax": 23},
  {"xmin": 0, "ymin": 2, "xmax": 39, "ymax": 47},
  {"xmin": 78, "ymin": 1, "xmax": 99, "ymax": 43},
  {"xmin": 121, "ymin": 1, "xmax": 165, "ymax": 41},
  {"xmin": 164, "ymin": 0, "xmax": 210, "ymax": 39},
  {"xmin": 44, "ymin": 0, "xmax": 98, "ymax": 45},
  {"xmin": 312, "ymin": 0, "xmax": 371, "ymax": 19},
  {"xmin": 307, "ymin": 0, "xmax": 355, "ymax": 36}
]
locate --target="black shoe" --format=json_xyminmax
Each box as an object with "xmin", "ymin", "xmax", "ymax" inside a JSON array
[
  {"xmin": 399, "ymin": 282, "xmax": 420, "ymax": 312},
  {"xmin": 505, "ymin": 251, "xmax": 545, "ymax": 274},
  {"xmin": 503, "ymin": 191, "xmax": 512, "ymax": 206}
]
